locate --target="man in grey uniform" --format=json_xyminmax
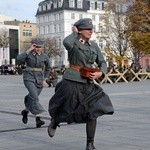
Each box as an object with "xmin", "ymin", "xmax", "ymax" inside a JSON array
[{"xmin": 17, "ymin": 38, "xmax": 51, "ymax": 128}]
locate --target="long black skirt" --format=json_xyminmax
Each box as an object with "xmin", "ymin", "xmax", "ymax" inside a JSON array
[{"xmin": 48, "ymin": 79, "xmax": 114, "ymax": 124}]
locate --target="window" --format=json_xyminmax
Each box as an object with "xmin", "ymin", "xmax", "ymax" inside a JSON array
[
  {"xmin": 90, "ymin": 2, "xmax": 95, "ymax": 10},
  {"xmin": 102, "ymin": 2, "xmax": 105, "ymax": 10},
  {"xmin": 45, "ymin": 16, "xmax": 48, "ymax": 22},
  {"xmin": 39, "ymin": 5, "xmax": 42, "ymax": 11},
  {"xmin": 23, "ymin": 30, "xmax": 32, "ymax": 36},
  {"xmin": 43, "ymin": 26, "xmax": 45, "ymax": 34},
  {"xmin": 43, "ymin": 4, "xmax": 46, "ymax": 11},
  {"xmin": 54, "ymin": 2, "xmax": 57, "ymax": 8},
  {"xmin": 58, "ymin": 24, "xmax": 61, "ymax": 32},
  {"xmin": 58, "ymin": 38, "xmax": 61, "ymax": 48},
  {"xmin": 97, "ymin": 3, "xmax": 101, "ymax": 10},
  {"xmin": 45, "ymin": 26, "xmax": 49, "ymax": 34},
  {"xmin": 54, "ymin": 14, "xmax": 56, "ymax": 20},
  {"xmin": 77, "ymin": 0, "xmax": 82, "ymax": 8},
  {"xmin": 59, "ymin": 13, "xmax": 61, "ymax": 20},
  {"xmin": 69, "ymin": 0, "xmax": 75, "ymax": 8},
  {"xmin": 58, "ymin": 0, "xmax": 63, "ymax": 7},
  {"xmin": 79, "ymin": 14, "xmax": 83, "ymax": 19},
  {"xmin": 71, "ymin": 13, "xmax": 75, "ymax": 19},
  {"xmin": 99, "ymin": 15, "xmax": 101, "ymax": 21},
  {"xmin": 47, "ymin": 2, "xmax": 51, "ymax": 9},
  {"xmin": 92, "ymin": 15, "xmax": 96, "ymax": 21},
  {"xmin": 54, "ymin": 24, "xmax": 57, "ymax": 33}
]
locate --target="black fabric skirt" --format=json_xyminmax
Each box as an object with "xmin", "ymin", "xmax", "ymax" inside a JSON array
[{"xmin": 48, "ymin": 79, "xmax": 114, "ymax": 124}]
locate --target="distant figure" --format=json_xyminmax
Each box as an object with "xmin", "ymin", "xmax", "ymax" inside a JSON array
[
  {"xmin": 60, "ymin": 65, "xmax": 66, "ymax": 75},
  {"xmin": 46, "ymin": 67, "xmax": 58, "ymax": 87},
  {"xmin": 17, "ymin": 38, "xmax": 51, "ymax": 128},
  {"xmin": 146, "ymin": 65, "xmax": 150, "ymax": 72}
]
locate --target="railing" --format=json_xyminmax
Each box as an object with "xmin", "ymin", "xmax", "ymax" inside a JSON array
[{"xmin": 97, "ymin": 68, "xmax": 150, "ymax": 84}]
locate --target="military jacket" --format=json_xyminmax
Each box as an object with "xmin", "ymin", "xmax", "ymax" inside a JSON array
[
  {"xmin": 17, "ymin": 50, "xmax": 51, "ymax": 84},
  {"xmin": 63, "ymin": 32, "xmax": 107, "ymax": 83}
]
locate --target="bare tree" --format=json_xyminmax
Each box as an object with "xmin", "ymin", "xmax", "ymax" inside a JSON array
[
  {"xmin": 97, "ymin": 0, "xmax": 133, "ymax": 67},
  {"xmin": 42, "ymin": 37, "xmax": 61, "ymax": 57},
  {"xmin": 0, "ymin": 28, "xmax": 9, "ymax": 64}
]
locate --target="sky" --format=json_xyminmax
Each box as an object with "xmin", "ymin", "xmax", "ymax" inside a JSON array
[{"xmin": 0, "ymin": 0, "xmax": 42, "ymax": 23}]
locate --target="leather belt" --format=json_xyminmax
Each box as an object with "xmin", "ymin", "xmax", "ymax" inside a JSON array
[
  {"xmin": 70, "ymin": 64, "xmax": 82, "ymax": 71},
  {"xmin": 70, "ymin": 64, "xmax": 100, "ymax": 78}
]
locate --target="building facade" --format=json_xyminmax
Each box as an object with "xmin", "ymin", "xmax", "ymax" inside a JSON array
[
  {"xmin": 4, "ymin": 20, "xmax": 37, "ymax": 53},
  {"xmin": 0, "ymin": 13, "xmax": 37, "ymax": 66},
  {"xmin": 0, "ymin": 14, "xmax": 19, "ymax": 65},
  {"xmin": 36, "ymin": 0, "xmax": 107, "ymax": 67}
]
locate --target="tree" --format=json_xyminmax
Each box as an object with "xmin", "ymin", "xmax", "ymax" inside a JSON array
[
  {"xmin": 42, "ymin": 37, "xmax": 61, "ymax": 57},
  {"xmin": 127, "ymin": 0, "xmax": 150, "ymax": 63},
  {"xmin": 98, "ymin": 0, "xmax": 132, "ymax": 67},
  {"xmin": 0, "ymin": 28, "xmax": 9, "ymax": 64}
]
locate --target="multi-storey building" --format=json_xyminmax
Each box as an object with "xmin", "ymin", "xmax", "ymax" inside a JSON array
[
  {"xmin": 0, "ymin": 14, "xmax": 19, "ymax": 65},
  {"xmin": 4, "ymin": 20, "xmax": 37, "ymax": 53},
  {"xmin": 36, "ymin": 0, "xmax": 107, "ymax": 67},
  {"xmin": 0, "ymin": 13, "xmax": 37, "ymax": 66}
]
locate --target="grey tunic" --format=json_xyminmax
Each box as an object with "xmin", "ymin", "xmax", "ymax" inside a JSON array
[
  {"xmin": 49, "ymin": 33, "xmax": 114, "ymax": 123},
  {"xmin": 17, "ymin": 50, "xmax": 51, "ymax": 115},
  {"xmin": 63, "ymin": 32, "xmax": 107, "ymax": 83}
]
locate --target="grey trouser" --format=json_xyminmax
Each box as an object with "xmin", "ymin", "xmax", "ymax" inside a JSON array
[{"xmin": 24, "ymin": 80, "xmax": 45, "ymax": 115}]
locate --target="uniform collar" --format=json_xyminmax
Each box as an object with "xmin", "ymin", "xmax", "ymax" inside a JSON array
[
  {"xmin": 79, "ymin": 38, "xmax": 91, "ymax": 45},
  {"xmin": 32, "ymin": 51, "xmax": 42, "ymax": 55}
]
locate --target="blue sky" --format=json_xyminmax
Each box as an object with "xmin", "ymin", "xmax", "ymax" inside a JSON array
[{"xmin": 0, "ymin": 0, "xmax": 42, "ymax": 23}]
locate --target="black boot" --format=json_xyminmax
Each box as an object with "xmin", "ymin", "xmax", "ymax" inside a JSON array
[
  {"xmin": 86, "ymin": 119, "xmax": 97, "ymax": 150},
  {"xmin": 86, "ymin": 142, "xmax": 97, "ymax": 150},
  {"xmin": 21, "ymin": 109, "xmax": 29, "ymax": 124},
  {"xmin": 36, "ymin": 117, "xmax": 45, "ymax": 128},
  {"xmin": 47, "ymin": 118, "xmax": 59, "ymax": 138}
]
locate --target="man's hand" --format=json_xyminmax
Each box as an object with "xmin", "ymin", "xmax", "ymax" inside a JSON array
[
  {"xmin": 42, "ymin": 80, "xmax": 49, "ymax": 87},
  {"xmin": 29, "ymin": 44, "xmax": 36, "ymax": 51}
]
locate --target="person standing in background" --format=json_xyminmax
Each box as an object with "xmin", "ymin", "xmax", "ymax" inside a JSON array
[
  {"xmin": 47, "ymin": 18, "xmax": 114, "ymax": 150},
  {"xmin": 17, "ymin": 38, "xmax": 51, "ymax": 128}
]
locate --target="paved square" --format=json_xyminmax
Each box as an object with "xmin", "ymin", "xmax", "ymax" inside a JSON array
[{"xmin": 0, "ymin": 75, "xmax": 150, "ymax": 150}]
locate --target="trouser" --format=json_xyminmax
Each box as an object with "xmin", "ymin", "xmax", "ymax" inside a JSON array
[
  {"xmin": 86, "ymin": 119, "xmax": 97, "ymax": 144},
  {"xmin": 23, "ymin": 80, "xmax": 45, "ymax": 115}
]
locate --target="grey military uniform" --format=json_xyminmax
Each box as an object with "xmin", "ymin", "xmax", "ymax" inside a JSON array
[
  {"xmin": 17, "ymin": 50, "xmax": 51, "ymax": 115},
  {"xmin": 48, "ymin": 32, "xmax": 114, "ymax": 124},
  {"xmin": 63, "ymin": 32, "xmax": 107, "ymax": 83}
]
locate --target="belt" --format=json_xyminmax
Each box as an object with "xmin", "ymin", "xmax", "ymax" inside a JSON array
[
  {"xmin": 25, "ymin": 67, "xmax": 43, "ymax": 72},
  {"xmin": 70, "ymin": 64, "xmax": 82, "ymax": 71},
  {"xmin": 70, "ymin": 64, "xmax": 100, "ymax": 72}
]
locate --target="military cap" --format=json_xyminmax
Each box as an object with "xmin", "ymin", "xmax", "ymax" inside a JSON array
[
  {"xmin": 31, "ymin": 38, "xmax": 43, "ymax": 46},
  {"xmin": 74, "ymin": 18, "xmax": 93, "ymax": 30}
]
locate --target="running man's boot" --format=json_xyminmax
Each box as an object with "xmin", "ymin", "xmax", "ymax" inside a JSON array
[
  {"xmin": 21, "ymin": 109, "xmax": 29, "ymax": 124},
  {"xmin": 36, "ymin": 116, "xmax": 45, "ymax": 128}
]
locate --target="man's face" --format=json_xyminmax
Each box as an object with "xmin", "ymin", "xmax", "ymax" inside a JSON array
[{"xmin": 34, "ymin": 45, "xmax": 42, "ymax": 53}]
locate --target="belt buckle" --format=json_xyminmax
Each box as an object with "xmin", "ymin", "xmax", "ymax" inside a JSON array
[{"xmin": 33, "ymin": 68, "xmax": 38, "ymax": 71}]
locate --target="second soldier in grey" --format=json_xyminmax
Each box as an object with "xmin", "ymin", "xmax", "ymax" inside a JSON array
[{"xmin": 17, "ymin": 38, "xmax": 51, "ymax": 128}]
